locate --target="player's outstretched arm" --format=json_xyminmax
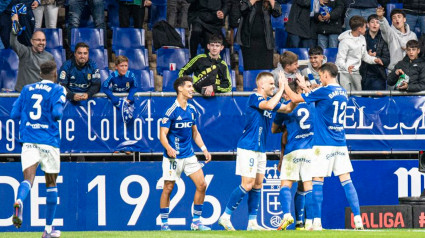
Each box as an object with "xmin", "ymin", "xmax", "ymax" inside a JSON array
[
  {"xmin": 192, "ymin": 125, "xmax": 212, "ymax": 163},
  {"xmin": 284, "ymin": 82, "xmax": 305, "ymax": 103},
  {"xmin": 259, "ymin": 71, "xmax": 286, "ymax": 110},
  {"xmin": 10, "ymin": 94, "xmax": 23, "ymax": 120},
  {"xmin": 160, "ymin": 127, "xmax": 177, "ymax": 158}
]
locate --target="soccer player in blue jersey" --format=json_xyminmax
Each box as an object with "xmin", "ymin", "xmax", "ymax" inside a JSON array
[
  {"xmin": 271, "ymin": 80, "xmax": 315, "ymax": 230},
  {"xmin": 159, "ymin": 76, "xmax": 212, "ymax": 231},
  {"xmin": 11, "ymin": 61, "xmax": 66, "ymax": 238},
  {"xmin": 283, "ymin": 63, "xmax": 363, "ymax": 230},
  {"xmin": 218, "ymin": 72, "xmax": 297, "ymax": 231}
]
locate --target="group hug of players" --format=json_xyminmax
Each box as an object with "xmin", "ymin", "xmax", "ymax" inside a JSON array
[{"xmin": 10, "ymin": 60, "xmax": 362, "ymax": 237}]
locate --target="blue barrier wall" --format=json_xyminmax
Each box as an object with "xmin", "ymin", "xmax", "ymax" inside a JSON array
[{"xmin": 0, "ymin": 160, "xmax": 421, "ymax": 231}]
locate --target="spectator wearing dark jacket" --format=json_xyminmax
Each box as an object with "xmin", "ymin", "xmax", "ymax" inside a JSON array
[
  {"xmin": 387, "ymin": 40, "xmax": 425, "ymax": 92},
  {"xmin": 344, "ymin": 0, "xmax": 388, "ymax": 30},
  {"xmin": 236, "ymin": 0, "xmax": 281, "ymax": 70},
  {"xmin": 285, "ymin": 0, "xmax": 316, "ymax": 48},
  {"xmin": 360, "ymin": 14, "xmax": 390, "ymax": 90},
  {"xmin": 402, "ymin": 0, "xmax": 425, "ymax": 36},
  {"xmin": 314, "ymin": 0, "xmax": 344, "ymax": 49}
]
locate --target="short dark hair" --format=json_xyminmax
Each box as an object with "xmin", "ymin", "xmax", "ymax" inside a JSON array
[
  {"xmin": 75, "ymin": 42, "xmax": 90, "ymax": 52},
  {"xmin": 349, "ymin": 15, "xmax": 367, "ymax": 31},
  {"xmin": 406, "ymin": 40, "xmax": 420, "ymax": 49},
  {"xmin": 390, "ymin": 9, "xmax": 406, "ymax": 19},
  {"xmin": 288, "ymin": 81, "xmax": 299, "ymax": 92},
  {"xmin": 319, "ymin": 63, "xmax": 338, "ymax": 78},
  {"xmin": 173, "ymin": 76, "xmax": 193, "ymax": 94},
  {"xmin": 40, "ymin": 61, "xmax": 57, "ymax": 76},
  {"xmin": 280, "ymin": 51, "xmax": 298, "ymax": 68},
  {"xmin": 308, "ymin": 46, "xmax": 323, "ymax": 56},
  {"xmin": 208, "ymin": 34, "xmax": 223, "ymax": 45},
  {"xmin": 367, "ymin": 14, "xmax": 379, "ymax": 23}
]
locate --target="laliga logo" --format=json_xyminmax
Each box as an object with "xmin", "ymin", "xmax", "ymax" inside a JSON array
[
  {"xmin": 259, "ymin": 164, "xmax": 283, "ymax": 229},
  {"xmin": 394, "ymin": 167, "xmax": 425, "ymax": 197}
]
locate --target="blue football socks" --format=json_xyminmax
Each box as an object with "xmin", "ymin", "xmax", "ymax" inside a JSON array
[
  {"xmin": 193, "ymin": 204, "xmax": 203, "ymax": 221},
  {"xmin": 304, "ymin": 190, "xmax": 313, "ymax": 220},
  {"xmin": 342, "ymin": 179, "xmax": 360, "ymax": 216},
  {"xmin": 247, "ymin": 188, "xmax": 261, "ymax": 221},
  {"xmin": 279, "ymin": 186, "xmax": 292, "ymax": 215},
  {"xmin": 294, "ymin": 190, "xmax": 306, "ymax": 222},
  {"xmin": 160, "ymin": 207, "xmax": 169, "ymax": 224},
  {"xmin": 225, "ymin": 185, "xmax": 247, "ymax": 215},
  {"xmin": 16, "ymin": 180, "xmax": 31, "ymax": 202},
  {"xmin": 45, "ymin": 187, "xmax": 58, "ymax": 226},
  {"xmin": 312, "ymin": 181, "xmax": 324, "ymax": 219}
]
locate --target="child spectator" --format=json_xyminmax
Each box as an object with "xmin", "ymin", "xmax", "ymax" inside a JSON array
[
  {"xmin": 377, "ymin": 7, "xmax": 417, "ymax": 72},
  {"xmin": 387, "ymin": 40, "xmax": 425, "ymax": 92},
  {"xmin": 272, "ymin": 51, "xmax": 300, "ymax": 87},
  {"xmin": 360, "ymin": 14, "xmax": 390, "ymax": 90},
  {"xmin": 314, "ymin": 0, "xmax": 344, "ymax": 49},
  {"xmin": 336, "ymin": 15, "xmax": 383, "ymax": 91},
  {"xmin": 301, "ymin": 46, "xmax": 327, "ymax": 85},
  {"xmin": 179, "ymin": 35, "xmax": 231, "ymax": 96}
]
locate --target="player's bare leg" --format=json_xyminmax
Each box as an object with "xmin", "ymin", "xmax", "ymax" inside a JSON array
[
  {"xmin": 278, "ymin": 180, "xmax": 295, "ymax": 230},
  {"xmin": 339, "ymin": 173, "xmax": 363, "ymax": 230},
  {"xmin": 13, "ymin": 163, "xmax": 38, "ymax": 228},
  {"xmin": 247, "ymin": 173, "xmax": 266, "ymax": 231},
  {"xmin": 43, "ymin": 173, "xmax": 60, "ymax": 238},
  {"xmin": 189, "ymin": 169, "xmax": 210, "ymax": 230},
  {"xmin": 159, "ymin": 180, "xmax": 175, "ymax": 231}
]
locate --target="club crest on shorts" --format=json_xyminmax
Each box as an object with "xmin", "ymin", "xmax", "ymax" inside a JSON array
[{"xmin": 259, "ymin": 164, "xmax": 283, "ymax": 229}]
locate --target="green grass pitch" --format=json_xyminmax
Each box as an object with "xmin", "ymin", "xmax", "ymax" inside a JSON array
[{"xmin": 1, "ymin": 230, "xmax": 425, "ymax": 238}]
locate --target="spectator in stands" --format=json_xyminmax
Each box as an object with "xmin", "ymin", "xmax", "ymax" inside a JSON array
[
  {"xmin": 0, "ymin": 0, "xmax": 11, "ymax": 49},
  {"xmin": 301, "ymin": 46, "xmax": 327, "ymax": 85},
  {"xmin": 187, "ymin": 0, "xmax": 228, "ymax": 59},
  {"xmin": 119, "ymin": 0, "xmax": 152, "ymax": 28},
  {"xmin": 179, "ymin": 35, "xmax": 231, "ymax": 96},
  {"xmin": 237, "ymin": 0, "xmax": 281, "ymax": 70},
  {"xmin": 401, "ymin": 0, "xmax": 425, "ymax": 36},
  {"xmin": 167, "ymin": 0, "xmax": 189, "ymax": 28},
  {"xmin": 33, "ymin": 0, "xmax": 61, "ymax": 28},
  {"xmin": 10, "ymin": 27, "xmax": 54, "ymax": 92},
  {"xmin": 336, "ymin": 16, "xmax": 383, "ymax": 91},
  {"xmin": 387, "ymin": 40, "xmax": 425, "ymax": 92},
  {"xmin": 344, "ymin": 0, "xmax": 385, "ymax": 31},
  {"xmin": 58, "ymin": 42, "xmax": 100, "ymax": 103},
  {"xmin": 1, "ymin": 0, "xmax": 37, "ymax": 48},
  {"xmin": 226, "ymin": 0, "xmax": 241, "ymax": 30},
  {"xmin": 359, "ymin": 14, "xmax": 390, "ymax": 90},
  {"xmin": 376, "ymin": 7, "xmax": 417, "ymax": 72},
  {"xmin": 271, "ymin": 51, "xmax": 300, "ymax": 86},
  {"xmin": 102, "ymin": 55, "xmax": 138, "ymax": 107},
  {"xmin": 285, "ymin": 0, "xmax": 315, "ymax": 48},
  {"xmin": 314, "ymin": 0, "xmax": 344, "ymax": 49}
]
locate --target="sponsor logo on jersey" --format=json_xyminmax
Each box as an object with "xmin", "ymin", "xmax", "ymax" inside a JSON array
[
  {"xmin": 177, "ymin": 116, "xmax": 182, "ymax": 121},
  {"xmin": 175, "ymin": 122, "xmax": 193, "ymax": 128},
  {"xmin": 60, "ymin": 71, "xmax": 66, "ymax": 80}
]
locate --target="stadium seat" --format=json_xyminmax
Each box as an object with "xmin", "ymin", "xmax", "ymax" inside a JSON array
[
  {"xmin": 175, "ymin": 28, "xmax": 185, "ymax": 47},
  {"xmin": 70, "ymin": 28, "xmax": 104, "ymax": 51},
  {"xmin": 156, "ymin": 48, "xmax": 189, "ymax": 75},
  {"xmin": 386, "ymin": 3, "xmax": 403, "ymax": 25},
  {"xmin": 99, "ymin": 69, "xmax": 111, "ymax": 85},
  {"xmin": 149, "ymin": 2, "xmax": 167, "ymax": 29},
  {"xmin": 89, "ymin": 48, "xmax": 109, "ymax": 70},
  {"xmin": 112, "ymin": 28, "xmax": 145, "ymax": 52},
  {"xmin": 233, "ymin": 28, "xmax": 240, "ymax": 53},
  {"xmin": 116, "ymin": 48, "xmax": 149, "ymax": 70},
  {"xmin": 275, "ymin": 28, "xmax": 288, "ymax": 51},
  {"xmin": 36, "ymin": 28, "xmax": 63, "ymax": 49},
  {"xmin": 133, "ymin": 69, "xmax": 154, "ymax": 91},
  {"xmin": 0, "ymin": 69, "xmax": 17, "ymax": 92},
  {"xmin": 238, "ymin": 50, "xmax": 244, "ymax": 73},
  {"xmin": 162, "ymin": 70, "xmax": 179, "ymax": 92},
  {"xmin": 243, "ymin": 70, "xmax": 271, "ymax": 91},
  {"xmin": 0, "ymin": 49, "xmax": 19, "ymax": 71},
  {"xmin": 230, "ymin": 70, "xmax": 236, "ymax": 91},
  {"xmin": 271, "ymin": 3, "xmax": 291, "ymax": 29},
  {"xmin": 323, "ymin": 48, "xmax": 338, "ymax": 63},
  {"xmin": 280, "ymin": 48, "xmax": 309, "ymax": 60},
  {"xmin": 45, "ymin": 48, "xmax": 66, "ymax": 69}
]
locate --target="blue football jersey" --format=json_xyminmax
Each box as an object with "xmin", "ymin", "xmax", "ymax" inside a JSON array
[
  {"xmin": 274, "ymin": 102, "xmax": 315, "ymax": 154},
  {"xmin": 11, "ymin": 80, "xmax": 66, "ymax": 148},
  {"xmin": 160, "ymin": 100, "xmax": 197, "ymax": 159},
  {"xmin": 58, "ymin": 58, "xmax": 100, "ymax": 93},
  {"xmin": 237, "ymin": 93, "xmax": 282, "ymax": 153},
  {"xmin": 301, "ymin": 84, "xmax": 348, "ymax": 146},
  {"xmin": 102, "ymin": 70, "xmax": 139, "ymax": 104}
]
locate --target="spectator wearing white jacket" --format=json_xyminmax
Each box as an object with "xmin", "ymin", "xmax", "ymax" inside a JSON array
[
  {"xmin": 336, "ymin": 16, "xmax": 383, "ymax": 91},
  {"xmin": 376, "ymin": 7, "xmax": 417, "ymax": 72}
]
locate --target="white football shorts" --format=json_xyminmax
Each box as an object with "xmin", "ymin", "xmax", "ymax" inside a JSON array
[
  {"xmin": 235, "ymin": 148, "xmax": 267, "ymax": 178},
  {"xmin": 311, "ymin": 145, "xmax": 353, "ymax": 177},
  {"xmin": 280, "ymin": 148, "xmax": 313, "ymax": 182},
  {"xmin": 21, "ymin": 143, "xmax": 60, "ymax": 174},
  {"xmin": 162, "ymin": 155, "xmax": 202, "ymax": 181}
]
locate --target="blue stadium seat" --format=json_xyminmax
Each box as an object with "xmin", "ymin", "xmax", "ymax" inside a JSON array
[
  {"xmin": 175, "ymin": 28, "xmax": 185, "ymax": 47},
  {"xmin": 0, "ymin": 49, "xmax": 19, "ymax": 71},
  {"xmin": 275, "ymin": 28, "xmax": 288, "ymax": 51},
  {"xmin": 271, "ymin": 3, "xmax": 291, "ymax": 29},
  {"xmin": 230, "ymin": 70, "xmax": 236, "ymax": 91},
  {"xmin": 45, "ymin": 48, "xmax": 66, "ymax": 69},
  {"xmin": 323, "ymin": 48, "xmax": 338, "ymax": 63},
  {"xmin": 116, "ymin": 48, "xmax": 149, "ymax": 70},
  {"xmin": 238, "ymin": 49, "xmax": 244, "ymax": 73},
  {"xmin": 386, "ymin": 3, "xmax": 403, "ymax": 25},
  {"xmin": 112, "ymin": 28, "xmax": 145, "ymax": 52},
  {"xmin": 233, "ymin": 28, "xmax": 240, "ymax": 53},
  {"xmin": 280, "ymin": 48, "xmax": 309, "ymax": 60},
  {"xmin": 70, "ymin": 28, "xmax": 104, "ymax": 51},
  {"xmin": 156, "ymin": 48, "xmax": 189, "ymax": 75},
  {"xmin": 133, "ymin": 69, "xmax": 154, "ymax": 91},
  {"xmin": 0, "ymin": 69, "xmax": 17, "ymax": 92},
  {"xmin": 36, "ymin": 28, "xmax": 63, "ymax": 49},
  {"xmin": 90, "ymin": 48, "xmax": 109, "ymax": 70},
  {"xmin": 243, "ymin": 70, "xmax": 271, "ymax": 91},
  {"xmin": 162, "ymin": 70, "xmax": 179, "ymax": 92},
  {"xmin": 149, "ymin": 3, "xmax": 167, "ymax": 29},
  {"xmin": 99, "ymin": 69, "xmax": 111, "ymax": 85}
]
